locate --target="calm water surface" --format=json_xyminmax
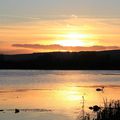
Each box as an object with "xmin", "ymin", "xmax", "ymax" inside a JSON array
[{"xmin": 0, "ymin": 70, "xmax": 120, "ymax": 120}]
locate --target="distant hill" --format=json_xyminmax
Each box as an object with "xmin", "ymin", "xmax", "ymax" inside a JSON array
[{"xmin": 0, "ymin": 50, "xmax": 120, "ymax": 70}]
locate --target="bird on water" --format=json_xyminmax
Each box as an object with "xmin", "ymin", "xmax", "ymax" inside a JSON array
[{"xmin": 96, "ymin": 87, "xmax": 104, "ymax": 92}]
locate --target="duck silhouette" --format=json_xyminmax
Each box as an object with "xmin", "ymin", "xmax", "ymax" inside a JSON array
[
  {"xmin": 15, "ymin": 109, "xmax": 20, "ymax": 114},
  {"xmin": 89, "ymin": 105, "xmax": 101, "ymax": 112},
  {"xmin": 96, "ymin": 87, "xmax": 104, "ymax": 92}
]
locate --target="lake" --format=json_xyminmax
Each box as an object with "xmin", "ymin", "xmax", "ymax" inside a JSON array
[{"xmin": 0, "ymin": 70, "xmax": 120, "ymax": 120}]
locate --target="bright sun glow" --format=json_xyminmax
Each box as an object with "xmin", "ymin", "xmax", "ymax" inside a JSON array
[
  {"xmin": 66, "ymin": 33, "xmax": 88, "ymax": 39},
  {"xmin": 57, "ymin": 33, "xmax": 90, "ymax": 47},
  {"xmin": 58, "ymin": 40, "xmax": 85, "ymax": 46},
  {"xmin": 58, "ymin": 86, "xmax": 82, "ymax": 101}
]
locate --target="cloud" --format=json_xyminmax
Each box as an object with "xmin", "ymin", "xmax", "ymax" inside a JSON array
[
  {"xmin": 12, "ymin": 44, "xmax": 120, "ymax": 52},
  {"xmin": 0, "ymin": 48, "xmax": 32, "ymax": 55},
  {"xmin": 12, "ymin": 44, "xmax": 64, "ymax": 50},
  {"xmin": 0, "ymin": 14, "xmax": 77, "ymax": 25}
]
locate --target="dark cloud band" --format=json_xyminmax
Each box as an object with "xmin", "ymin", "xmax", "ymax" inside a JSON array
[{"xmin": 12, "ymin": 44, "xmax": 120, "ymax": 51}]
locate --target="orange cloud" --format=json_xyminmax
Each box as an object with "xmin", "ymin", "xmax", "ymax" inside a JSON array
[
  {"xmin": 12, "ymin": 44, "xmax": 120, "ymax": 52},
  {"xmin": 0, "ymin": 48, "xmax": 33, "ymax": 55}
]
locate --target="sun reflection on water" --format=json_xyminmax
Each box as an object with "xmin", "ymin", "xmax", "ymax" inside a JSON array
[{"xmin": 58, "ymin": 87, "xmax": 82, "ymax": 101}]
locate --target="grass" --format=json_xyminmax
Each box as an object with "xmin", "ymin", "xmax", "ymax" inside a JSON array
[
  {"xmin": 95, "ymin": 100, "xmax": 120, "ymax": 120},
  {"xmin": 78, "ymin": 100, "xmax": 120, "ymax": 120}
]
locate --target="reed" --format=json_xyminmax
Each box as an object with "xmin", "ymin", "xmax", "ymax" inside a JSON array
[
  {"xmin": 78, "ymin": 100, "xmax": 120, "ymax": 120},
  {"xmin": 95, "ymin": 100, "xmax": 120, "ymax": 120}
]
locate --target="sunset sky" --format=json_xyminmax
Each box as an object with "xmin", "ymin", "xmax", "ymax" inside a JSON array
[{"xmin": 0, "ymin": 0, "xmax": 120, "ymax": 54}]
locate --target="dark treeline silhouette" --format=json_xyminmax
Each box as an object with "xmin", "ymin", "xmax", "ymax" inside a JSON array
[{"xmin": 0, "ymin": 50, "xmax": 120, "ymax": 70}]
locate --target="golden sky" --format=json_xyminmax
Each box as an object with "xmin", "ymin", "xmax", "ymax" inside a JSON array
[
  {"xmin": 0, "ymin": 0, "xmax": 120, "ymax": 54},
  {"xmin": 1, "ymin": 16, "xmax": 120, "ymax": 54}
]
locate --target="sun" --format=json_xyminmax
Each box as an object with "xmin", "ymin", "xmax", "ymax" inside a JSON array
[
  {"xmin": 57, "ymin": 33, "xmax": 87, "ymax": 47},
  {"xmin": 66, "ymin": 33, "xmax": 87, "ymax": 39},
  {"xmin": 58, "ymin": 39, "xmax": 85, "ymax": 47}
]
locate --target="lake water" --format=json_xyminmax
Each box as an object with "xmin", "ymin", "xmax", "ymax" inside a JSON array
[{"xmin": 0, "ymin": 70, "xmax": 120, "ymax": 120}]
